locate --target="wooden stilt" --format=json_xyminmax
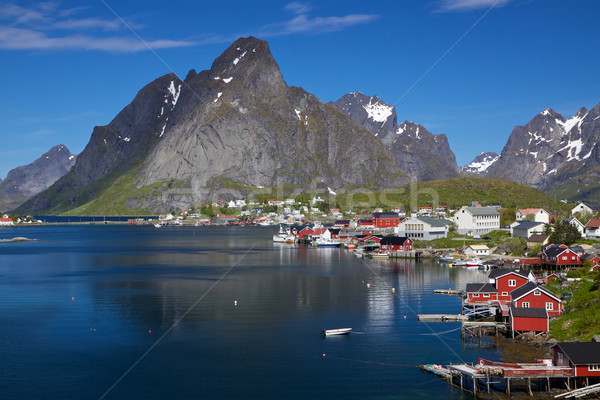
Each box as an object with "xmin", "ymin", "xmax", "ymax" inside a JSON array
[
  {"xmin": 547, "ymin": 377, "xmax": 551, "ymax": 392},
  {"xmin": 506, "ymin": 378, "xmax": 511, "ymax": 395},
  {"xmin": 528, "ymin": 377, "xmax": 533, "ymax": 396}
]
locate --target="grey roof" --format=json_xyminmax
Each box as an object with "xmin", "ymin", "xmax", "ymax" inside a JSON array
[
  {"xmin": 527, "ymin": 234, "xmax": 549, "ymax": 243},
  {"xmin": 581, "ymin": 201, "xmax": 600, "ymax": 211},
  {"xmin": 488, "ymin": 268, "xmax": 531, "ymax": 280},
  {"xmin": 510, "ymin": 282, "xmax": 560, "ymax": 302},
  {"xmin": 373, "ymin": 212, "xmax": 400, "ymax": 219},
  {"xmin": 416, "ymin": 216, "xmax": 451, "ymax": 227},
  {"xmin": 553, "ymin": 342, "xmax": 600, "ymax": 365},
  {"xmin": 513, "ymin": 221, "xmax": 545, "ymax": 230},
  {"xmin": 509, "ymin": 305, "xmax": 548, "ymax": 319},
  {"xmin": 462, "ymin": 206, "xmax": 500, "ymax": 216},
  {"xmin": 465, "ymin": 283, "xmax": 497, "ymax": 293}
]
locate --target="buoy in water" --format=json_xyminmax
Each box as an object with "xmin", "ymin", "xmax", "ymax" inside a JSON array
[
  {"xmin": 72, "ymin": 297, "xmax": 75, "ymax": 301},
  {"xmin": 392, "ymin": 288, "xmax": 395, "ymax": 292},
  {"xmin": 404, "ymin": 316, "xmax": 407, "ymax": 319},
  {"xmin": 234, "ymin": 300, "xmax": 238, "ymax": 306},
  {"xmin": 149, "ymin": 330, "xmax": 151, "ymax": 334},
  {"xmin": 322, "ymin": 353, "xmax": 326, "ymax": 357},
  {"xmin": 366, "ymin": 283, "xmax": 370, "ymax": 288}
]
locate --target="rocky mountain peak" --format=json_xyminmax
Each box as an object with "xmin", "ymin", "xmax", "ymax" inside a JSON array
[
  {"xmin": 461, "ymin": 152, "xmax": 499, "ymax": 174},
  {"xmin": 208, "ymin": 36, "xmax": 286, "ymax": 92}
]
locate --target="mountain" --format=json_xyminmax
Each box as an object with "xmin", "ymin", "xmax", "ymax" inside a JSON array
[
  {"xmin": 331, "ymin": 92, "xmax": 397, "ymax": 145},
  {"xmin": 17, "ymin": 37, "xmax": 407, "ymax": 214},
  {"xmin": 0, "ymin": 145, "xmax": 76, "ymax": 211},
  {"xmin": 461, "ymin": 152, "xmax": 499, "ymax": 174},
  {"xmin": 487, "ymin": 105, "xmax": 600, "ymax": 197},
  {"xmin": 332, "ymin": 93, "xmax": 459, "ymax": 181}
]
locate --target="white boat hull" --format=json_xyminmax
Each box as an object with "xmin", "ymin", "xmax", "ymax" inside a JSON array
[{"xmin": 321, "ymin": 328, "xmax": 352, "ymax": 336}]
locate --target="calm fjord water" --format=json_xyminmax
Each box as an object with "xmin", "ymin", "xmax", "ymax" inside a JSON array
[{"xmin": 0, "ymin": 225, "xmax": 493, "ymax": 399}]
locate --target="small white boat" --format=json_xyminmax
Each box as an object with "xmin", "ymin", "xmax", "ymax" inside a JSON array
[
  {"xmin": 368, "ymin": 251, "xmax": 390, "ymax": 259},
  {"xmin": 154, "ymin": 223, "xmax": 162, "ymax": 228},
  {"xmin": 439, "ymin": 255, "xmax": 454, "ymax": 263},
  {"xmin": 315, "ymin": 237, "xmax": 341, "ymax": 247},
  {"xmin": 321, "ymin": 328, "xmax": 352, "ymax": 336},
  {"xmin": 466, "ymin": 258, "xmax": 482, "ymax": 267}
]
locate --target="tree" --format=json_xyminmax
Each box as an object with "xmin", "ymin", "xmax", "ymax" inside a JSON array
[{"xmin": 549, "ymin": 218, "xmax": 581, "ymax": 245}]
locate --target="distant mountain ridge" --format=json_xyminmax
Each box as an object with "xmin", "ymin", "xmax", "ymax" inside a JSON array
[
  {"xmin": 0, "ymin": 145, "xmax": 76, "ymax": 211},
  {"xmin": 332, "ymin": 92, "xmax": 459, "ymax": 181},
  {"xmin": 487, "ymin": 104, "xmax": 600, "ymax": 197}
]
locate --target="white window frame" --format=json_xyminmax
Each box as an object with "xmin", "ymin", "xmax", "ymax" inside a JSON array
[
  {"xmin": 546, "ymin": 302, "xmax": 553, "ymax": 310},
  {"xmin": 483, "ymin": 293, "xmax": 490, "ymax": 298},
  {"xmin": 522, "ymin": 302, "xmax": 530, "ymax": 308},
  {"xmin": 589, "ymin": 364, "xmax": 600, "ymax": 371},
  {"xmin": 508, "ymin": 279, "xmax": 516, "ymax": 287},
  {"xmin": 502, "ymin": 292, "xmax": 508, "ymax": 296},
  {"xmin": 534, "ymin": 289, "xmax": 541, "ymax": 296}
]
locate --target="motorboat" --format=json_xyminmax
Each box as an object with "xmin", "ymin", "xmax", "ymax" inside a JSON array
[
  {"xmin": 321, "ymin": 328, "xmax": 352, "ymax": 336},
  {"xmin": 315, "ymin": 237, "xmax": 341, "ymax": 247}
]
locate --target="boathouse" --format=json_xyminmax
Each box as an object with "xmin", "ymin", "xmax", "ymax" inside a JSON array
[
  {"xmin": 488, "ymin": 269, "xmax": 535, "ymax": 304},
  {"xmin": 379, "ymin": 236, "xmax": 413, "ymax": 252},
  {"xmin": 541, "ymin": 244, "xmax": 582, "ymax": 269},
  {"xmin": 510, "ymin": 282, "xmax": 563, "ymax": 317},
  {"xmin": 465, "ymin": 283, "xmax": 497, "ymax": 303},
  {"xmin": 552, "ymin": 342, "xmax": 600, "ymax": 378},
  {"xmin": 509, "ymin": 305, "xmax": 548, "ymax": 337}
]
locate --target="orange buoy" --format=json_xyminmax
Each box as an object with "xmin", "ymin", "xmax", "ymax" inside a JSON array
[
  {"xmin": 72, "ymin": 297, "xmax": 75, "ymax": 301},
  {"xmin": 149, "ymin": 330, "xmax": 151, "ymax": 333},
  {"xmin": 366, "ymin": 283, "xmax": 370, "ymax": 288},
  {"xmin": 322, "ymin": 353, "xmax": 326, "ymax": 357}
]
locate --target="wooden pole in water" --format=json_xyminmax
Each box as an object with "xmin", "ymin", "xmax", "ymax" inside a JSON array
[
  {"xmin": 527, "ymin": 377, "xmax": 533, "ymax": 396},
  {"xmin": 547, "ymin": 377, "xmax": 551, "ymax": 392},
  {"xmin": 506, "ymin": 378, "xmax": 511, "ymax": 395}
]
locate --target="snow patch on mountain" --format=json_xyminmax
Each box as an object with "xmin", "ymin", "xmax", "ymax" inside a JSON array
[
  {"xmin": 461, "ymin": 152, "xmax": 499, "ymax": 174},
  {"xmin": 363, "ymin": 98, "xmax": 393, "ymax": 124}
]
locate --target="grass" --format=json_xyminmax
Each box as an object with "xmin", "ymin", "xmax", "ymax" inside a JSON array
[{"xmin": 548, "ymin": 271, "xmax": 600, "ymax": 341}]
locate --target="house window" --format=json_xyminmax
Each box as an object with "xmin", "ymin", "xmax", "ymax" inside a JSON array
[
  {"xmin": 522, "ymin": 302, "xmax": 530, "ymax": 308},
  {"xmin": 546, "ymin": 302, "xmax": 553, "ymax": 310},
  {"xmin": 558, "ymin": 353, "xmax": 563, "ymax": 364},
  {"xmin": 534, "ymin": 289, "xmax": 541, "ymax": 296},
  {"xmin": 562, "ymin": 256, "xmax": 567, "ymax": 260},
  {"xmin": 502, "ymin": 292, "xmax": 508, "ymax": 296},
  {"xmin": 508, "ymin": 279, "xmax": 516, "ymax": 287},
  {"xmin": 483, "ymin": 294, "xmax": 490, "ymax": 298},
  {"xmin": 589, "ymin": 365, "xmax": 600, "ymax": 371}
]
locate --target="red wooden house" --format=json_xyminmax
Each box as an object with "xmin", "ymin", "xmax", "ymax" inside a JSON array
[
  {"xmin": 541, "ymin": 244, "xmax": 582, "ymax": 268},
  {"xmin": 358, "ymin": 235, "xmax": 383, "ymax": 246},
  {"xmin": 372, "ymin": 212, "xmax": 400, "ymax": 229},
  {"xmin": 296, "ymin": 226, "xmax": 315, "ymax": 240},
  {"xmin": 552, "ymin": 342, "xmax": 600, "ymax": 377},
  {"xmin": 510, "ymin": 282, "xmax": 563, "ymax": 317},
  {"xmin": 488, "ymin": 269, "xmax": 535, "ymax": 303},
  {"xmin": 334, "ymin": 220, "xmax": 351, "ymax": 228},
  {"xmin": 357, "ymin": 219, "xmax": 375, "ymax": 229},
  {"xmin": 379, "ymin": 237, "xmax": 413, "ymax": 252},
  {"xmin": 509, "ymin": 305, "xmax": 548, "ymax": 336},
  {"xmin": 582, "ymin": 253, "xmax": 600, "ymax": 271},
  {"xmin": 465, "ymin": 283, "xmax": 498, "ymax": 303}
]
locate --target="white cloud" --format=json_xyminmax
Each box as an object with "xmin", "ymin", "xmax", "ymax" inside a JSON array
[
  {"xmin": 0, "ymin": 2, "xmax": 195, "ymax": 52},
  {"xmin": 436, "ymin": 0, "xmax": 510, "ymax": 12},
  {"xmin": 284, "ymin": 2, "xmax": 312, "ymax": 15}
]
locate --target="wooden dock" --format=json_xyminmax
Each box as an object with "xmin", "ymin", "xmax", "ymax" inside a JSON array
[
  {"xmin": 417, "ymin": 314, "xmax": 468, "ymax": 321},
  {"xmin": 424, "ymin": 359, "xmax": 578, "ymax": 397},
  {"xmin": 434, "ymin": 289, "xmax": 463, "ymax": 296}
]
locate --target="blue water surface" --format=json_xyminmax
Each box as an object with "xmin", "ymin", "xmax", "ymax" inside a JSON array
[{"xmin": 0, "ymin": 225, "xmax": 493, "ymax": 399}]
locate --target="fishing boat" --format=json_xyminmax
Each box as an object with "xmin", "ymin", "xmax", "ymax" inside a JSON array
[
  {"xmin": 315, "ymin": 237, "xmax": 341, "ymax": 247},
  {"xmin": 466, "ymin": 258, "xmax": 482, "ymax": 267},
  {"xmin": 321, "ymin": 328, "xmax": 352, "ymax": 336},
  {"xmin": 439, "ymin": 255, "xmax": 454, "ymax": 263},
  {"xmin": 368, "ymin": 251, "xmax": 390, "ymax": 260}
]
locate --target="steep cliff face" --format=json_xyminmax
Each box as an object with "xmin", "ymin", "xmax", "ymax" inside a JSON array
[
  {"xmin": 0, "ymin": 145, "xmax": 76, "ymax": 211},
  {"xmin": 18, "ymin": 37, "xmax": 407, "ymax": 214},
  {"xmin": 332, "ymin": 93, "xmax": 459, "ymax": 181},
  {"xmin": 487, "ymin": 105, "xmax": 600, "ymax": 193}
]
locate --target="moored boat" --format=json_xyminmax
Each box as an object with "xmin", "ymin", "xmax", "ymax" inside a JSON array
[
  {"xmin": 439, "ymin": 255, "xmax": 454, "ymax": 263},
  {"xmin": 315, "ymin": 237, "xmax": 341, "ymax": 247}
]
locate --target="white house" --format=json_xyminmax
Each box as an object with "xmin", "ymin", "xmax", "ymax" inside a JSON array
[
  {"xmin": 511, "ymin": 221, "xmax": 546, "ymax": 238},
  {"xmin": 395, "ymin": 216, "xmax": 450, "ymax": 240},
  {"xmin": 516, "ymin": 208, "xmax": 550, "ymax": 224},
  {"xmin": 0, "ymin": 217, "xmax": 14, "ymax": 226},
  {"xmin": 566, "ymin": 216, "xmax": 586, "ymax": 238},
  {"xmin": 454, "ymin": 206, "xmax": 500, "ymax": 236},
  {"xmin": 572, "ymin": 201, "xmax": 600, "ymax": 216},
  {"xmin": 464, "ymin": 244, "xmax": 491, "ymax": 256}
]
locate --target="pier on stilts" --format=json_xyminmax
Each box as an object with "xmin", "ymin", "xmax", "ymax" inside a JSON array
[{"xmin": 421, "ymin": 358, "xmax": 579, "ymax": 397}]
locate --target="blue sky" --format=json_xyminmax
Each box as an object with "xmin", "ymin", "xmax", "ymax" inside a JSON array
[{"xmin": 1, "ymin": 0, "xmax": 600, "ymax": 179}]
